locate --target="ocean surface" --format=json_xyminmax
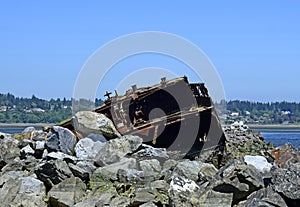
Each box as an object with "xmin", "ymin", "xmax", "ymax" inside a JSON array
[{"xmin": 1, "ymin": 126, "xmax": 300, "ymax": 148}]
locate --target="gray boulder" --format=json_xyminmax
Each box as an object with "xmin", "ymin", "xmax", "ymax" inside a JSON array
[
  {"xmin": 46, "ymin": 151, "xmax": 77, "ymax": 163},
  {"xmin": 46, "ymin": 126, "xmax": 77, "ymax": 155},
  {"xmin": 273, "ymin": 162, "xmax": 300, "ymax": 206},
  {"xmin": 94, "ymin": 135, "xmax": 142, "ymax": 166},
  {"xmin": 87, "ymin": 133, "xmax": 107, "ymax": 142},
  {"xmin": 74, "ymin": 137, "xmax": 105, "ymax": 160},
  {"xmin": 20, "ymin": 145, "xmax": 35, "ymax": 158},
  {"xmin": 73, "ymin": 111, "xmax": 121, "ymax": 139},
  {"xmin": 92, "ymin": 157, "xmax": 137, "ymax": 181},
  {"xmin": 0, "ymin": 136, "xmax": 20, "ymax": 167},
  {"xmin": 211, "ymin": 159, "xmax": 264, "ymax": 205},
  {"xmin": 34, "ymin": 159, "xmax": 73, "ymax": 189},
  {"xmin": 0, "ymin": 176, "xmax": 47, "ymax": 207},
  {"xmin": 117, "ymin": 168, "xmax": 144, "ymax": 183},
  {"xmin": 244, "ymin": 155, "xmax": 273, "ymax": 173},
  {"xmin": 198, "ymin": 190, "xmax": 233, "ymax": 207},
  {"xmin": 139, "ymin": 159, "xmax": 161, "ymax": 179},
  {"xmin": 48, "ymin": 177, "xmax": 86, "ymax": 207},
  {"xmin": 173, "ymin": 160, "xmax": 217, "ymax": 182},
  {"xmin": 168, "ymin": 175, "xmax": 200, "ymax": 206},
  {"xmin": 22, "ymin": 126, "xmax": 36, "ymax": 133},
  {"xmin": 132, "ymin": 144, "xmax": 169, "ymax": 159},
  {"xmin": 236, "ymin": 186, "xmax": 287, "ymax": 207}
]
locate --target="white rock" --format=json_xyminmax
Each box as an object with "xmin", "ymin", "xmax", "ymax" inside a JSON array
[
  {"xmin": 244, "ymin": 155, "xmax": 272, "ymax": 173},
  {"xmin": 75, "ymin": 138, "xmax": 105, "ymax": 160},
  {"xmin": 169, "ymin": 176, "xmax": 200, "ymax": 194}
]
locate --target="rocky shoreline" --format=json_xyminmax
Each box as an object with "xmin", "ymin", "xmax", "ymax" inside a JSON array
[{"xmin": 0, "ymin": 116, "xmax": 300, "ymax": 206}]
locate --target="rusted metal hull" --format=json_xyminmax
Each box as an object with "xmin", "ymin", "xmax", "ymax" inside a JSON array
[{"xmin": 61, "ymin": 76, "xmax": 226, "ymax": 157}]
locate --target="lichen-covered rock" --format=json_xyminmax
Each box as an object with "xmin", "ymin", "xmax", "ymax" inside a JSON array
[
  {"xmin": 73, "ymin": 111, "xmax": 121, "ymax": 139},
  {"xmin": 48, "ymin": 177, "xmax": 86, "ymax": 207},
  {"xmin": 46, "ymin": 126, "xmax": 77, "ymax": 155},
  {"xmin": 94, "ymin": 135, "xmax": 142, "ymax": 166}
]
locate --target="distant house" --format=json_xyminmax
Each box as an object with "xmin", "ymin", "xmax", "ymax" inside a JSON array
[
  {"xmin": 231, "ymin": 112, "xmax": 239, "ymax": 117},
  {"xmin": 0, "ymin": 106, "xmax": 7, "ymax": 112}
]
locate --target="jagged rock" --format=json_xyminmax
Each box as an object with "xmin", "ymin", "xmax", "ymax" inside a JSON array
[
  {"xmin": 1, "ymin": 157, "xmax": 25, "ymax": 173},
  {"xmin": 34, "ymin": 140, "xmax": 45, "ymax": 158},
  {"xmin": 0, "ymin": 170, "xmax": 27, "ymax": 186},
  {"xmin": 46, "ymin": 151, "xmax": 77, "ymax": 163},
  {"xmin": 74, "ymin": 198, "xmax": 99, "ymax": 207},
  {"xmin": 76, "ymin": 161, "xmax": 96, "ymax": 174},
  {"xmin": 236, "ymin": 186, "xmax": 287, "ymax": 207},
  {"xmin": 211, "ymin": 159, "xmax": 264, "ymax": 205},
  {"xmin": 132, "ymin": 144, "xmax": 169, "ymax": 159},
  {"xmin": 34, "ymin": 159, "xmax": 73, "ymax": 189},
  {"xmin": 117, "ymin": 168, "xmax": 144, "ymax": 183},
  {"xmin": 140, "ymin": 201, "xmax": 158, "ymax": 207},
  {"xmin": 0, "ymin": 136, "xmax": 20, "ymax": 166},
  {"xmin": 20, "ymin": 144, "xmax": 35, "ymax": 158},
  {"xmin": 36, "ymin": 140, "xmax": 45, "ymax": 150},
  {"xmin": 151, "ymin": 180, "xmax": 169, "ymax": 191},
  {"xmin": 18, "ymin": 138, "xmax": 35, "ymax": 149},
  {"xmin": 48, "ymin": 177, "xmax": 86, "ymax": 207},
  {"xmin": 94, "ymin": 135, "xmax": 142, "ymax": 166},
  {"xmin": 0, "ymin": 132, "xmax": 11, "ymax": 139},
  {"xmin": 23, "ymin": 126, "xmax": 36, "ymax": 133},
  {"xmin": 173, "ymin": 160, "xmax": 217, "ymax": 182},
  {"xmin": 46, "ymin": 126, "xmax": 77, "ymax": 155},
  {"xmin": 68, "ymin": 163, "xmax": 90, "ymax": 182},
  {"xmin": 139, "ymin": 159, "xmax": 161, "ymax": 179},
  {"xmin": 224, "ymin": 126, "xmax": 273, "ymax": 160},
  {"xmin": 131, "ymin": 187, "xmax": 158, "ymax": 206},
  {"xmin": 74, "ymin": 137, "xmax": 105, "ymax": 160},
  {"xmin": 73, "ymin": 111, "xmax": 121, "ymax": 139},
  {"xmin": 0, "ymin": 176, "xmax": 47, "ymax": 207},
  {"xmin": 168, "ymin": 175, "xmax": 200, "ymax": 206},
  {"xmin": 87, "ymin": 133, "xmax": 107, "ymax": 142},
  {"xmin": 92, "ymin": 157, "xmax": 137, "ymax": 181},
  {"xmin": 198, "ymin": 190, "xmax": 233, "ymax": 207},
  {"xmin": 271, "ymin": 143, "xmax": 300, "ymax": 168},
  {"xmin": 273, "ymin": 162, "xmax": 300, "ymax": 206},
  {"xmin": 244, "ymin": 155, "xmax": 273, "ymax": 173},
  {"xmin": 110, "ymin": 196, "xmax": 131, "ymax": 207}
]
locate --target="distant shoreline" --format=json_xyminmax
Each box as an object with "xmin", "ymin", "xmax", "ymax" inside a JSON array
[
  {"xmin": 248, "ymin": 124, "xmax": 300, "ymax": 129},
  {"xmin": 0, "ymin": 123, "xmax": 54, "ymax": 127}
]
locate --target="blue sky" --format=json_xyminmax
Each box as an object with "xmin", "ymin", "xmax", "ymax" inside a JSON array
[{"xmin": 0, "ymin": 1, "xmax": 299, "ymax": 102}]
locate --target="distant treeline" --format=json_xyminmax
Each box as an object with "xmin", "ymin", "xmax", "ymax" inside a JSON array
[
  {"xmin": 1, "ymin": 93, "xmax": 300, "ymax": 124},
  {"xmin": 0, "ymin": 93, "xmax": 103, "ymax": 123},
  {"xmin": 226, "ymin": 100, "xmax": 300, "ymax": 124}
]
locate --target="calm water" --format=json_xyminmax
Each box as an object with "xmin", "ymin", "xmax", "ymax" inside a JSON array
[
  {"xmin": 260, "ymin": 132, "xmax": 300, "ymax": 148},
  {"xmin": 1, "ymin": 126, "xmax": 300, "ymax": 148},
  {"xmin": 252, "ymin": 127, "xmax": 300, "ymax": 148},
  {"xmin": 0, "ymin": 126, "xmax": 42, "ymax": 134}
]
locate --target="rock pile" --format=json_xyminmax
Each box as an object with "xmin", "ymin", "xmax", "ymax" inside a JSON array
[{"xmin": 0, "ymin": 120, "xmax": 299, "ymax": 206}]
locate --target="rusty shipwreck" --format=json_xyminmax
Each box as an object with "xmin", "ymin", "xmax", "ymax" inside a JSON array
[{"xmin": 61, "ymin": 76, "xmax": 226, "ymax": 158}]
